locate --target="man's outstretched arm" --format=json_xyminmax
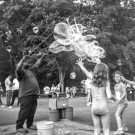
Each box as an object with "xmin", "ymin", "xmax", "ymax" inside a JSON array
[
  {"xmin": 34, "ymin": 53, "xmax": 46, "ymax": 68},
  {"xmin": 16, "ymin": 55, "xmax": 28, "ymax": 71}
]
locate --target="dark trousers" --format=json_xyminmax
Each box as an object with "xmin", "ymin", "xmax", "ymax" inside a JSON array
[
  {"xmin": 16, "ymin": 95, "xmax": 37, "ymax": 129},
  {"xmin": 6, "ymin": 90, "xmax": 12, "ymax": 107},
  {"xmin": 11, "ymin": 90, "xmax": 19, "ymax": 106},
  {"xmin": 0, "ymin": 91, "xmax": 3, "ymax": 105}
]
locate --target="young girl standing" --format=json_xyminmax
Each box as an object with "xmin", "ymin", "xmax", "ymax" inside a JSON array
[
  {"xmin": 113, "ymin": 71, "xmax": 128, "ymax": 134},
  {"xmin": 77, "ymin": 58, "xmax": 114, "ymax": 135}
]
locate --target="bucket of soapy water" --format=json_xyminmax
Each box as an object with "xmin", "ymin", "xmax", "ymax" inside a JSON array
[{"xmin": 36, "ymin": 121, "xmax": 54, "ymax": 135}]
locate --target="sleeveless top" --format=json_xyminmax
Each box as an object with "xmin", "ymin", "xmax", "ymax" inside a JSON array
[{"xmin": 114, "ymin": 82, "xmax": 128, "ymax": 103}]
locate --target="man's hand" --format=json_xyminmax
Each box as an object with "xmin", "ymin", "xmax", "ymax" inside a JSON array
[{"xmin": 22, "ymin": 55, "xmax": 29, "ymax": 61}]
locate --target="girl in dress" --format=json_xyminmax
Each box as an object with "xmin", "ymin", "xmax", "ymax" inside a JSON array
[
  {"xmin": 77, "ymin": 58, "xmax": 114, "ymax": 135},
  {"xmin": 113, "ymin": 71, "xmax": 128, "ymax": 134}
]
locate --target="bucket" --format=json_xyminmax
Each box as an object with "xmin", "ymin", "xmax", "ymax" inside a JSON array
[
  {"xmin": 37, "ymin": 121, "xmax": 54, "ymax": 135},
  {"xmin": 58, "ymin": 108, "xmax": 65, "ymax": 119},
  {"xmin": 49, "ymin": 109, "xmax": 59, "ymax": 122},
  {"xmin": 64, "ymin": 107, "xmax": 73, "ymax": 120}
]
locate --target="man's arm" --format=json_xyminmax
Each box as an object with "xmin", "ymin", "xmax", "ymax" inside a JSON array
[
  {"xmin": 15, "ymin": 55, "xmax": 28, "ymax": 80},
  {"xmin": 34, "ymin": 53, "xmax": 46, "ymax": 68},
  {"xmin": 16, "ymin": 55, "xmax": 28, "ymax": 71}
]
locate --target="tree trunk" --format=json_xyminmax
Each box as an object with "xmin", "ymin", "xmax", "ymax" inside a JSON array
[
  {"xmin": 56, "ymin": 61, "xmax": 65, "ymax": 93},
  {"xmin": 59, "ymin": 68, "xmax": 65, "ymax": 93}
]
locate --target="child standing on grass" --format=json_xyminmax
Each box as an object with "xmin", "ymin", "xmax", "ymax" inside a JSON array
[{"xmin": 113, "ymin": 71, "xmax": 128, "ymax": 134}]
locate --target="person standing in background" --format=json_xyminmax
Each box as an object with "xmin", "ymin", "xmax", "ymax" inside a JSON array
[
  {"xmin": 11, "ymin": 78, "xmax": 19, "ymax": 106},
  {"xmin": 66, "ymin": 87, "xmax": 70, "ymax": 98},
  {"xmin": 51, "ymin": 84, "xmax": 56, "ymax": 98},
  {"xmin": 85, "ymin": 71, "xmax": 93, "ymax": 106},
  {"xmin": 69, "ymin": 87, "xmax": 73, "ymax": 98},
  {"xmin": 5, "ymin": 75, "xmax": 13, "ymax": 108},
  {"xmin": 56, "ymin": 84, "xmax": 60, "ymax": 98},
  {"xmin": 72, "ymin": 86, "xmax": 76, "ymax": 98},
  {"xmin": 43, "ymin": 86, "xmax": 50, "ymax": 94},
  {"xmin": 0, "ymin": 82, "xmax": 5, "ymax": 107}
]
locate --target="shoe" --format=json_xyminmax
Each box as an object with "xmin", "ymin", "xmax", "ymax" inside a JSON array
[
  {"xmin": 27, "ymin": 125, "xmax": 37, "ymax": 130},
  {"xmin": 113, "ymin": 128, "xmax": 124, "ymax": 134},
  {"xmin": 16, "ymin": 128, "xmax": 28, "ymax": 134},
  {"xmin": 1, "ymin": 105, "xmax": 5, "ymax": 107},
  {"xmin": 122, "ymin": 126, "xmax": 128, "ymax": 132},
  {"xmin": 8, "ymin": 106, "xmax": 12, "ymax": 108},
  {"xmin": 86, "ymin": 103, "xmax": 90, "ymax": 106}
]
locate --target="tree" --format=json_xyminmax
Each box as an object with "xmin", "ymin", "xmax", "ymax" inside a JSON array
[{"xmin": 0, "ymin": 0, "xmax": 135, "ymax": 92}]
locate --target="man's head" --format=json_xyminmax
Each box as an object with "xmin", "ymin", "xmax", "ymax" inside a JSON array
[
  {"xmin": 21, "ymin": 55, "xmax": 31, "ymax": 69},
  {"xmin": 22, "ymin": 62, "xmax": 30, "ymax": 69}
]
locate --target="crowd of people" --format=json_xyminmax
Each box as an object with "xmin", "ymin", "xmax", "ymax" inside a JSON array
[
  {"xmin": 43, "ymin": 83, "xmax": 61, "ymax": 98},
  {"xmin": 43, "ymin": 84, "xmax": 76, "ymax": 98},
  {"xmin": 65, "ymin": 86, "xmax": 76, "ymax": 98}
]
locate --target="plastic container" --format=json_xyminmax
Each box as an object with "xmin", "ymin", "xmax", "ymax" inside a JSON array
[
  {"xmin": 58, "ymin": 108, "xmax": 65, "ymax": 119},
  {"xmin": 49, "ymin": 109, "xmax": 59, "ymax": 122},
  {"xmin": 127, "ymin": 90, "xmax": 134, "ymax": 101},
  {"xmin": 64, "ymin": 107, "xmax": 73, "ymax": 120},
  {"xmin": 37, "ymin": 121, "xmax": 54, "ymax": 135}
]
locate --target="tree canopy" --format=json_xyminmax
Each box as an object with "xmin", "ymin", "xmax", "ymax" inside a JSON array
[{"xmin": 0, "ymin": 0, "xmax": 135, "ymax": 91}]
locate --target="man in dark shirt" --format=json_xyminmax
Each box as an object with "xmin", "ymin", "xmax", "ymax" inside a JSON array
[{"xmin": 15, "ymin": 53, "xmax": 46, "ymax": 134}]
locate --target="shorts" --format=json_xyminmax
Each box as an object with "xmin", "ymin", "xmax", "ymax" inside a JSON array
[{"xmin": 118, "ymin": 101, "xmax": 128, "ymax": 108}]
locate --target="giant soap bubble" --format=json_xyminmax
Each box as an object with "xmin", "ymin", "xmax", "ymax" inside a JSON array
[{"xmin": 49, "ymin": 18, "xmax": 105, "ymax": 64}]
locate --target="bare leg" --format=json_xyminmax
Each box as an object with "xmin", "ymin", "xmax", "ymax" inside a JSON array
[
  {"xmin": 87, "ymin": 92, "xmax": 90, "ymax": 104},
  {"xmin": 121, "ymin": 106, "xmax": 128, "ymax": 131},
  {"xmin": 92, "ymin": 114, "xmax": 101, "ymax": 135},
  {"xmin": 121, "ymin": 113, "xmax": 126, "ymax": 126},
  {"xmin": 115, "ymin": 104, "xmax": 127, "ymax": 129},
  {"xmin": 101, "ymin": 113, "xmax": 110, "ymax": 135}
]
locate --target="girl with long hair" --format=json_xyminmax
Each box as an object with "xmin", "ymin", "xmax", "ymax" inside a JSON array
[
  {"xmin": 113, "ymin": 71, "xmax": 128, "ymax": 134},
  {"xmin": 76, "ymin": 58, "xmax": 114, "ymax": 135}
]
